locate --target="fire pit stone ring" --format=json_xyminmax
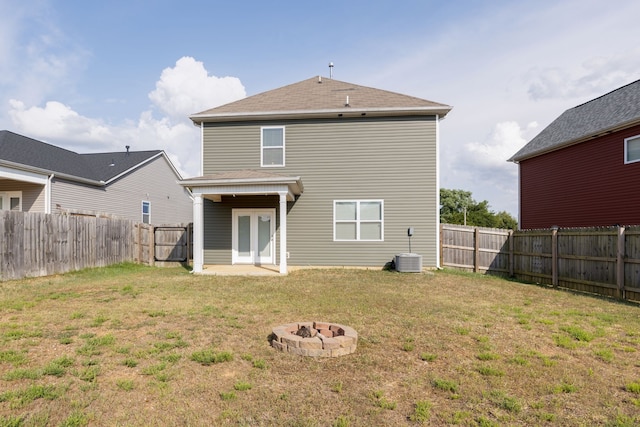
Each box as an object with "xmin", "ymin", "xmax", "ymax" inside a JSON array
[{"xmin": 271, "ymin": 321, "xmax": 357, "ymax": 357}]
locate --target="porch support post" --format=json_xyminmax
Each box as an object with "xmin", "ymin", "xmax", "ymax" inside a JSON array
[
  {"xmin": 192, "ymin": 193, "xmax": 204, "ymax": 273},
  {"xmin": 278, "ymin": 191, "xmax": 288, "ymax": 274}
]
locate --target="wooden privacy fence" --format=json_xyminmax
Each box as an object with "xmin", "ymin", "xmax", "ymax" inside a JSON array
[
  {"xmin": 440, "ymin": 224, "xmax": 640, "ymax": 303},
  {"xmin": 0, "ymin": 211, "xmax": 192, "ymax": 281},
  {"xmin": 1, "ymin": 211, "xmax": 135, "ymax": 281}
]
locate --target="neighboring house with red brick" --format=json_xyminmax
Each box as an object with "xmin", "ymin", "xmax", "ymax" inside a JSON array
[
  {"xmin": 181, "ymin": 76, "xmax": 452, "ymax": 274},
  {"xmin": 509, "ymin": 79, "xmax": 640, "ymax": 229},
  {"xmin": 0, "ymin": 130, "xmax": 192, "ymax": 224}
]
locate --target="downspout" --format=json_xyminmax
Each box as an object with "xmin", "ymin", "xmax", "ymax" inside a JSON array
[
  {"xmin": 45, "ymin": 174, "xmax": 54, "ymax": 214},
  {"xmin": 517, "ymin": 163, "xmax": 522, "ymax": 230},
  {"xmin": 435, "ymin": 114, "xmax": 441, "ymax": 269},
  {"xmin": 200, "ymin": 122, "xmax": 204, "ymax": 176}
]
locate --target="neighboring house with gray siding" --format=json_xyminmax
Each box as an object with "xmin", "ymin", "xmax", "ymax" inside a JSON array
[
  {"xmin": 181, "ymin": 76, "xmax": 452, "ymax": 274},
  {"xmin": 0, "ymin": 130, "xmax": 192, "ymax": 224}
]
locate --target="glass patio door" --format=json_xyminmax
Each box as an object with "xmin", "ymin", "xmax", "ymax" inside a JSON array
[{"xmin": 232, "ymin": 209, "xmax": 275, "ymax": 265}]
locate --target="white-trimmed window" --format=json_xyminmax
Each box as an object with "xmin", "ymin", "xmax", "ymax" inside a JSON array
[
  {"xmin": 0, "ymin": 192, "xmax": 21, "ymax": 211},
  {"xmin": 334, "ymin": 200, "xmax": 384, "ymax": 241},
  {"xmin": 261, "ymin": 126, "xmax": 285, "ymax": 167},
  {"xmin": 625, "ymin": 135, "xmax": 640, "ymax": 164},
  {"xmin": 142, "ymin": 201, "xmax": 150, "ymax": 224}
]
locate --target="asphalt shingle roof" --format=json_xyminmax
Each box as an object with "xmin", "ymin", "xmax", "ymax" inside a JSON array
[
  {"xmin": 0, "ymin": 130, "xmax": 162, "ymax": 184},
  {"xmin": 509, "ymin": 79, "xmax": 640, "ymax": 162},
  {"xmin": 191, "ymin": 76, "xmax": 451, "ymax": 121}
]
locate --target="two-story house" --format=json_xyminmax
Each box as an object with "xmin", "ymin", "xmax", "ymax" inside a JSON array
[
  {"xmin": 181, "ymin": 76, "xmax": 452, "ymax": 274},
  {"xmin": 509, "ymin": 79, "xmax": 640, "ymax": 229},
  {"xmin": 0, "ymin": 130, "xmax": 192, "ymax": 224}
]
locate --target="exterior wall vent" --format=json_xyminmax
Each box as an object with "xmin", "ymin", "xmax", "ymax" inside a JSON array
[{"xmin": 395, "ymin": 253, "xmax": 422, "ymax": 273}]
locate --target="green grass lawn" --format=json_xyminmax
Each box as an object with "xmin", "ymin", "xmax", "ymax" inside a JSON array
[{"xmin": 1, "ymin": 264, "xmax": 639, "ymax": 426}]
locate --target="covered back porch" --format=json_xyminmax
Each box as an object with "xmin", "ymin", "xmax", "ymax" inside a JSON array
[{"xmin": 181, "ymin": 170, "xmax": 303, "ymax": 275}]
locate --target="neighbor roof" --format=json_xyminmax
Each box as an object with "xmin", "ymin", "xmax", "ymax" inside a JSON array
[
  {"xmin": 0, "ymin": 130, "xmax": 169, "ymax": 185},
  {"xmin": 509, "ymin": 79, "xmax": 640, "ymax": 162},
  {"xmin": 191, "ymin": 76, "xmax": 452, "ymax": 123}
]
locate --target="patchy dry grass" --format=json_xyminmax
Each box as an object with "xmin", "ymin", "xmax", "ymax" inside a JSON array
[{"xmin": 1, "ymin": 264, "xmax": 639, "ymax": 426}]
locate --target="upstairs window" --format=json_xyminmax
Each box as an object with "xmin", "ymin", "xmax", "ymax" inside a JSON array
[
  {"xmin": 624, "ymin": 135, "xmax": 640, "ymax": 164},
  {"xmin": 334, "ymin": 200, "xmax": 384, "ymax": 241},
  {"xmin": 142, "ymin": 201, "xmax": 150, "ymax": 224},
  {"xmin": 261, "ymin": 126, "xmax": 285, "ymax": 167}
]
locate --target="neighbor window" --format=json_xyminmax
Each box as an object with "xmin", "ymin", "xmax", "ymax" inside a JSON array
[
  {"xmin": 142, "ymin": 201, "xmax": 150, "ymax": 224},
  {"xmin": 0, "ymin": 192, "xmax": 21, "ymax": 211},
  {"xmin": 334, "ymin": 200, "xmax": 383, "ymax": 241},
  {"xmin": 261, "ymin": 126, "xmax": 285, "ymax": 167},
  {"xmin": 625, "ymin": 135, "xmax": 640, "ymax": 164}
]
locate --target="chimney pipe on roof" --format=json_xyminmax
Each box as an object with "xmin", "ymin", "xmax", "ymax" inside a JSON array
[
  {"xmin": 329, "ymin": 62, "xmax": 334, "ymax": 79},
  {"xmin": 125, "ymin": 145, "xmax": 130, "ymax": 155}
]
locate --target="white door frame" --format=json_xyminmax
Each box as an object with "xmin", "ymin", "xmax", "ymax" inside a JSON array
[{"xmin": 232, "ymin": 208, "xmax": 276, "ymax": 265}]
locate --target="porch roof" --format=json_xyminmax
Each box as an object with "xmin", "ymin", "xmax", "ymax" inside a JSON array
[{"xmin": 180, "ymin": 169, "xmax": 303, "ymax": 201}]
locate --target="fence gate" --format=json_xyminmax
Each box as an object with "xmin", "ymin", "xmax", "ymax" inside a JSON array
[{"xmin": 154, "ymin": 225, "xmax": 191, "ymax": 263}]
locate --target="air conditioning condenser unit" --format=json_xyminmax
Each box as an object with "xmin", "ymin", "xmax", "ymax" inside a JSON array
[{"xmin": 395, "ymin": 253, "xmax": 422, "ymax": 273}]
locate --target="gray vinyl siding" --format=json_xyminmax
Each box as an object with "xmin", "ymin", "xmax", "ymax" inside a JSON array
[
  {"xmin": 0, "ymin": 181, "xmax": 45, "ymax": 212},
  {"xmin": 52, "ymin": 156, "xmax": 192, "ymax": 224},
  {"xmin": 202, "ymin": 116, "xmax": 438, "ymax": 267}
]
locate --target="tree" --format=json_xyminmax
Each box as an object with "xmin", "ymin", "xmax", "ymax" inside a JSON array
[{"xmin": 440, "ymin": 188, "xmax": 517, "ymax": 229}]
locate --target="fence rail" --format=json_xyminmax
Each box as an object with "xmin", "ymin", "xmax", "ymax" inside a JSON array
[
  {"xmin": 0, "ymin": 211, "xmax": 191, "ymax": 281},
  {"xmin": 440, "ymin": 224, "xmax": 640, "ymax": 303}
]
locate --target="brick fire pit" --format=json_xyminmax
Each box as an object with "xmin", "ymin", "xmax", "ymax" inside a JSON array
[{"xmin": 271, "ymin": 321, "xmax": 358, "ymax": 357}]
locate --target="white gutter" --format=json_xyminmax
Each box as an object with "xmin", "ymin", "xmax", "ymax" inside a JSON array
[
  {"xmin": 190, "ymin": 106, "xmax": 453, "ymax": 124},
  {"xmin": 0, "ymin": 159, "xmax": 104, "ymax": 186},
  {"xmin": 181, "ymin": 175, "xmax": 302, "ymax": 186}
]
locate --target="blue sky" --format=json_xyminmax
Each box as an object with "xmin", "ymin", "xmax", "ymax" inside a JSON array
[{"xmin": 2, "ymin": 0, "xmax": 640, "ymax": 216}]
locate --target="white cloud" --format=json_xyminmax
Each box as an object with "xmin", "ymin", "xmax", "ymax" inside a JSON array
[
  {"xmin": 526, "ymin": 49, "xmax": 640, "ymax": 101},
  {"xmin": 443, "ymin": 121, "xmax": 538, "ymax": 214},
  {"xmin": 8, "ymin": 100, "xmax": 113, "ymax": 144},
  {"xmin": 463, "ymin": 121, "xmax": 538, "ymax": 173},
  {"xmin": 148, "ymin": 56, "xmax": 246, "ymax": 120},
  {"xmin": 7, "ymin": 57, "xmax": 245, "ymax": 178}
]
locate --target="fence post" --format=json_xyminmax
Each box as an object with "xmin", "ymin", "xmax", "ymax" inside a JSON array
[
  {"xmin": 508, "ymin": 230, "xmax": 514, "ymax": 277},
  {"xmin": 187, "ymin": 223, "xmax": 193, "ymax": 262},
  {"xmin": 474, "ymin": 227, "xmax": 480, "ymax": 273},
  {"xmin": 149, "ymin": 225, "xmax": 155, "ymax": 266},
  {"xmin": 439, "ymin": 224, "xmax": 443, "ymax": 269},
  {"xmin": 135, "ymin": 223, "xmax": 141, "ymax": 264},
  {"xmin": 617, "ymin": 225, "xmax": 625, "ymax": 300},
  {"xmin": 551, "ymin": 226, "xmax": 558, "ymax": 287}
]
